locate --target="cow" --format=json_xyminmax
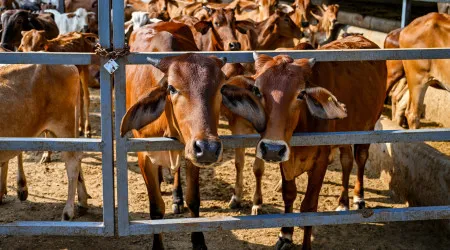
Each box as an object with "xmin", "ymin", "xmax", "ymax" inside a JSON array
[
  {"xmin": 121, "ymin": 21, "xmax": 259, "ymax": 249},
  {"xmin": 0, "ymin": 0, "xmax": 19, "ymax": 10},
  {"xmin": 221, "ymin": 35, "xmax": 386, "ymax": 249},
  {"xmin": 289, "ymin": 0, "xmax": 310, "ymax": 26},
  {"xmin": 399, "ymin": 12, "xmax": 450, "ymax": 129},
  {"xmin": 124, "ymin": 11, "xmax": 161, "ymax": 39},
  {"xmin": 438, "ymin": 2, "xmax": 450, "ymax": 14},
  {"xmin": 1, "ymin": 10, "xmax": 59, "ymax": 50},
  {"xmin": 44, "ymin": 8, "xmax": 91, "ymax": 34},
  {"xmin": 233, "ymin": 0, "xmax": 279, "ymax": 22},
  {"xmin": 18, "ymin": 30, "xmax": 98, "ymax": 140},
  {"xmin": 0, "ymin": 63, "xmax": 87, "ymax": 221}
]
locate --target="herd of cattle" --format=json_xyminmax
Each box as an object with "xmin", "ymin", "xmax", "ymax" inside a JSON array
[{"xmin": 0, "ymin": 0, "xmax": 449, "ymax": 249}]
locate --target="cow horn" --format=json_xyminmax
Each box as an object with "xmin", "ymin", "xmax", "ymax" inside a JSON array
[
  {"xmin": 308, "ymin": 58, "xmax": 316, "ymax": 68},
  {"xmin": 146, "ymin": 57, "xmax": 161, "ymax": 67},
  {"xmin": 253, "ymin": 51, "xmax": 259, "ymax": 61}
]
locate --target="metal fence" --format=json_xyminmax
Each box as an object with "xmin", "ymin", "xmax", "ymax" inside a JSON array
[
  {"xmin": 0, "ymin": 0, "xmax": 114, "ymax": 236},
  {"xmin": 0, "ymin": 0, "xmax": 449, "ymax": 239}
]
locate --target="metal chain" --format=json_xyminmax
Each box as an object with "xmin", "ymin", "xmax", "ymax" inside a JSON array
[{"xmin": 95, "ymin": 43, "xmax": 130, "ymax": 60}]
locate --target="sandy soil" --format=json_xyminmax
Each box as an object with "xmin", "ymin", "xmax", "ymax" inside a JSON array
[{"xmin": 1, "ymin": 89, "xmax": 449, "ymax": 249}]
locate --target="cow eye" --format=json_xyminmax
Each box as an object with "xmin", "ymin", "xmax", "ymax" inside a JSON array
[
  {"xmin": 214, "ymin": 22, "xmax": 219, "ymax": 26},
  {"xmin": 252, "ymin": 86, "xmax": 261, "ymax": 98},
  {"xmin": 297, "ymin": 90, "xmax": 306, "ymax": 100},
  {"xmin": 168, "ymin": 85, "xmax": 178, "ymax": 95}
]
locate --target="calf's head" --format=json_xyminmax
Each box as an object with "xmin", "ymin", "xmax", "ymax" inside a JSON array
[
  {"xmin": 17, "ymin": 29, "xmax": 46, "ymax": 52},
  {"xmin": 194, "ymin": 7, "xmax": 252, "ymax": 51},
  {"xmin": 121, "ymin": 53, "xmax": 263, "ymax": 166},
  {"xmin": 222, "ymin": 53, "xmax": 347, "ymax": 163}
]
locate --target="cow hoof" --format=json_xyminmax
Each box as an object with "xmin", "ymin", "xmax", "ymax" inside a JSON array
[
  {"xmin": 62, "ymin": 205, "xmax": 75, "ymax": 221},
  {"xmin": 39, "ymin": 154, "xmax": 52, "ymax": 164},
  {"xmin": 85, "ymin": 131, "xmax": 92, "ymax": 138},
  {"xmin": 78, "ymin": 205, "xmax": 89, "ymax": 216},
  {"xmin": 172, "ymin": 203, "xmax": 184, "ymax": 214},
  {"xmin": 192, "ymin": 243, "xmax": 208, "ymax": 250},
  {"xmin": 79, "ymin": 129, "xmax": 84, "ymax": 137},
  {"xmin": 335, "ymin": 205, "xmax": 349, "ymax": 211},
  {"xmin": 17, "ymin": 189, "xmax": 28, "ymax": 201},
  {"xmin": 275, "ymin": 237, "xmax": 294, "ymax": 250},
  {"xmin": 228, "ymin": 196, "xmax": 241, "ymax": 209},
  {"xmin": 251, "ymin": 205, "xmax": 262, "ymax": 215},
  {"xmin": 353, "ymin": 201, "xmax": 366, "ymax": 210}
]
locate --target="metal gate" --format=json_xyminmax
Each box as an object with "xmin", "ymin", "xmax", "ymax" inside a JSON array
[
  {"xmin": 0, "ymin": 0, "xmax": 114, "ymax": 236},
  {"xmin": 0, "ymin": 0, "xmax": 449, "ymax": 238}
]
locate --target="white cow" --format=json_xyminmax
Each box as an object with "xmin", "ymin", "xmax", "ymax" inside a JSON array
[{"xmin": 44, "ymin": 8, "xmax": 93, "ymax": 34}]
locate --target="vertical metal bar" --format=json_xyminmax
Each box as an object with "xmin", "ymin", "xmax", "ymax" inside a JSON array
[
  {"xmin": 58, "ymin": 0, "xmax": 65, "ymax": 13},
  {"xmin": 401, "ymin": 0, "xmax": 412, "ymax": 27},
  {"xmin": 112, "ymin": 0, "xmax": 130, "ymax": 236},
  {"xmin": 98, "ymin": 0, "xmax": 115, "ymax": 236}
]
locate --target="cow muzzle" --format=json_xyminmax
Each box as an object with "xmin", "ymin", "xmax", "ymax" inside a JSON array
[
  {"xmin": 228, "ymin": 42, "xmax": 241, "ymax": 51},
  {"xmin": 189, "ymin": 139, "xmax": 223, "ymax": 166},
  {"xmin": 256, "ymin": 139, "xmax": 290, "ymax": 163}
]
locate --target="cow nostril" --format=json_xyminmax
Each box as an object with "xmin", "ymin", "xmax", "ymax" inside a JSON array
[
  {"xmin": 229, "ymin": 42, "xmax": 241, "ymax": 51},
  {"xmin": 194, "ymin": 141, "xmax": 204, "ymax": 156},
  {"xmin": 278, "ymin": 145, "xmax": 287, "ymax": 157},
  {"xmin": 260, "ymin": 142, "xmax": 267, "ymax": 156}
]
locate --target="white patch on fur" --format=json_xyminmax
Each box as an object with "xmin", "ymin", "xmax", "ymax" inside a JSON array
[
  {"xmin": 279, "ymin": 232, "xmax": 293, "ymax": 241},
  {"xmin": 335, "ymin": 205, "xmax": 349, "ymax": 211},
  {"xmin": 353, "ymin": 196, "xmax": 365, "ymax": 204}
]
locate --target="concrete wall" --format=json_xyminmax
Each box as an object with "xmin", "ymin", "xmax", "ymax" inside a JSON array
[
  {"xmin": 369, "ymin": 116, "xmax": 450, "ymax": 230},
  {"xmin": 424, "ymin": 87, "xmax": 450, "ymax": 128}
]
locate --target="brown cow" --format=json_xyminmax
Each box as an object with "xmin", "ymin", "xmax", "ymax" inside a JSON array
[
  {"xmin": 302, "ymin": 3, "xmax": 339, "ymax": 48},
  {"xmin": 18, "ymin": 30, "xmax": 98, "ymax": 140},
  {"xmin": 233, "ymin": 0, "xmax": 279, "ymax": 22},
  {"xmin": 0, "ymin": 63, "xmax": 86, "ymax": 221},
  {"xmin": 1, "ymin": 10, "xmax": 59, "ymax": 51},
  {"xmin": 65, "ymin": 0, "xmax": 98, "ymax": 14},
  {"xmin": 399, "ymin": 12, "xmax": 450, "ymax": 129},
  {"xmin": 121, "ymin": 22, "xmax": 261, "ymax": 249},
  {"xmin": 289, "ymin": 0, "xmax": 311, "ymax": 26},
  {"xmin": 0, "ymin": 0, "xmax": 19, "ymax": 10},
  {"xmin": 222, "ymin": 35, "xmax": 386, "ymax": 249}
]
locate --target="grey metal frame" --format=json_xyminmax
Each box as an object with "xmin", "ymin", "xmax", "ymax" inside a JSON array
[
  {"xmin": 0, "ymin": 0, "xmax": 115, "ymax": 236},
  {"xmin": 113, "ymin": 0, "xmax": 450, "ymax": 237}
]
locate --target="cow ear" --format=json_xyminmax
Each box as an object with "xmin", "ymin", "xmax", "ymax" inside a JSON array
[
  {"xmin": 253, "ymin": 52, "xmax": 273, "ymax": 72},
  {"xmin": 120, "ymin": 86, "xmax": 167, "ymax": 136},
  {"xmin": 239, "ymin": 3, "xmax": 258, "ymax": 12},
  {"xmin": 235, "ymin": 20, "xmax": 254, "ymax": 34},
  {"xmin": 279, "ymin": 4, "xmax": 294, "ymax": 14},
  {"xmin": 221, "ymin": 84, "xmax": 266, "ymax": 133},
  {"xmin": 194, "ymin": 21, "xmax": 212, "ymax": 34},
  {"xmin": 21, "ymin": 31, "xmax": 27, "ymax": 36},
  {"xmin": 209, "ymin": 55, "xmax": 227, "ymax": 68},
  {"xmin": 301, "ymin": 87, "xmax": 347, "ymax": 120}
]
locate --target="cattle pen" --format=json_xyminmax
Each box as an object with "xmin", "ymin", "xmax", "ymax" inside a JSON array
[{"xmin": 0, "ymin": 0, "xmax": 449, "ymax": 246}]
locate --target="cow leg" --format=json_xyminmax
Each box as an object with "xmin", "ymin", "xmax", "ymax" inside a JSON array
[
  {"xmin": 79, "ymin": 66, "xmax": 91, "ymax": 138},
  {"xmin": 353, "ymin": 144, "xmax": 370, "ymax": 210},
  {"xmin": 40, "ymin": 131, "xmax": 53, "ymax": 164},
  {"xmin": 229, "ymin": 148, "xmax": 244, "ymax": 209},
  {"xmin": 62, "ymin": 151, "xmax": 83, "ymax": 221},
  {"xmin": 300, "ymin": 149, "xmax": 329, "ymax": 250},
  {"xmin": 138, "ymin": 153, "xmax": 165, "ymax": 249},
  {"xmin": 77, "ymin": 165, "xmax": 91, "ymax": 215},
  {"xmin": 0, "ymin": 161, "xmax": 8, "ymax": 204},
  {"xmin": 186, "ymin": 160, "xmax": 207, "ymax": 250},
  {"xmin": 275, "ymin": 163, "xmax": 297, "ymax": 250},
  {"xmin": 336, "ymin": 145, "xmax": 353, "ymax": 211},
  {"xmin": 16, "ymin": 153, "xmax": 28, "ymax": 201},
  {"xmin": 172, "ymin": 167, "xmax": 184, "ymax": 214},
  {"xmin": 405, "ymin": 75, "xmax": 429, "ymax": 129},
  {"xmin": 78, "ymin": 83, "xmax": 85, "ymax": 136},
  {"xmin": 251, "ymin": 158, "xmax": 265, "ymax": 215}
]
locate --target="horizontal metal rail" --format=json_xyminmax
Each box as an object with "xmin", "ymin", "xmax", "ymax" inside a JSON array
[
  {"xmin": 128, "ymin": 206, "xmax": 450, "ymax": 235},
  {"xmin": 0, "ymin": 52, "xmax": 97, "ymax": 65},
  {"xmin": 0, "ymin": 138, "xmax": 102, "ymax": 151},
  {"xmin": 414, "ymin": 0, "xmax": 450, "ymax": 3},
  {"xmin": 127, "ymin": 48, "xmax": 450, "ymax": 64},
  {"xmin": 127, "ymin": 128, "xmax": 450, "ymax": 152},
  {"xmin": 0, "ymin": 221, "xmax": 106, "ymax": 236}
]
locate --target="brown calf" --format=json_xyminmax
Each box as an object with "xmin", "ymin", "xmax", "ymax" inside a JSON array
[
  {"xmin": 121, "ymin": 22, "xmax": 260, "ymax": 249},
  {"xmin": 0, "ymin": 64, "xmax": 86, "ymax": 221},
  {"xmin": 222, "ymin": 35, "xmax": 386, "ymax": 249}
]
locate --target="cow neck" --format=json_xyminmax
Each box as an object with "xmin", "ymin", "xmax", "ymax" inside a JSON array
[
  {"xmin": 164, "ymin": 95, "xmax": 184, "ymax": 144},
  {"xmin": 256, "ymin": 16, "xmax": 280, "ymax": 49}
]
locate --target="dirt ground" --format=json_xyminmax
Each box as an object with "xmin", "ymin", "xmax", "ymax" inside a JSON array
[{"xmin": 1, "ymin": 88, "xmax": 449, "ymax": 249}]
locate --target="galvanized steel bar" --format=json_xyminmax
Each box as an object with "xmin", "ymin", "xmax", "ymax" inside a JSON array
[
  {"xmin": 0, "ymin": 222, "xmax": 105, "ymax": 236},
  {"xmin": 402, "ymin": 0, "xmax": 412, "ymax": 27},
  {"xmin": 98, "ymin": 0, "xmax": 115, "ymax": 237},
  {"xmin": 112, "ymin": 0, "xmax": 131, "ymax": 237},
  {"xmin": 0, "ymin": 52, "xmax": 95, "ymax": 65},
  {"xmin": 414, "ymin": 0, "xmax": 450, "ymax": 3},
  {"xmin": 58, "ymin": 0, "xmax": 65, "ymax": 13},
  {"xmin": 127, "ymin": 48, "xmax": 450, "ymax": 64},
  {"xmin": 128, "ymin": 206, "xmax": 450, "ymax": 235},
  {"xmin": 127, "ymin": 128, "xmax": 450, "ymax": 152},
  {"xmin": 0, "ymin": 138, "xmax": 101, "ymax": 151}
]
